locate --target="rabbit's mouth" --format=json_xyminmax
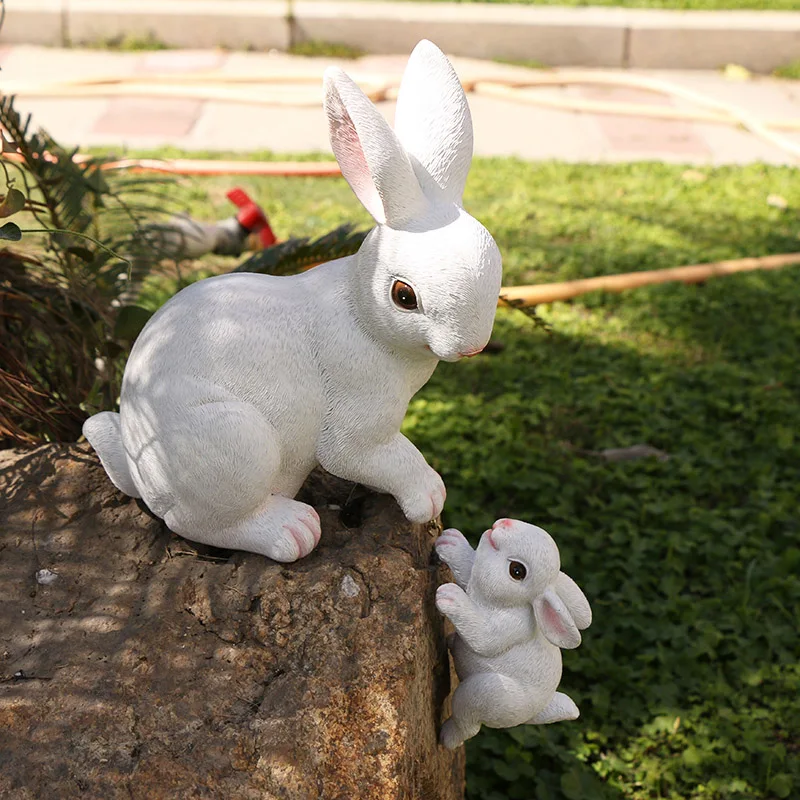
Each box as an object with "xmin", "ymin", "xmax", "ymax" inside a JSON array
[
  {"xmin": 427, "ymin": 343, "xmax": 484, "ymax": 363},
  {"xmin": 426, "ymin": 344, "xmax": 461, "ymax": 363},
  {"xmin": 484, "ymin": 529, "xmax": 499, "ymax": 551}
]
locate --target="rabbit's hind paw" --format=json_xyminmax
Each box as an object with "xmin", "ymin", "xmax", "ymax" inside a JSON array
[
  {"xmin": 439, "ymin": 718, "xmax": 475, "ymax": 750},
  {"xmin": 218, "ymin": 496, "xmax": 321, "ymax": 563}
]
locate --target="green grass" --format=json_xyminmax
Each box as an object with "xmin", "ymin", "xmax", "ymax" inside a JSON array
[
  {"xmin": 408, "ymin": 0, "xmax": 800, "ymax": 8},
  {"xmin": 288, "ymin": 40, "xmax": 367, "ymax": 59},
  {"xmin": 493, "ymin": 56, "xmax": 550, "ymax": 70},
  {"xmin": 161, "ymin": 0, "xmax": 800, "ymax": 9},
  {"xmin": 774, "ymin": 61, "xmax": 800, "ymax": 80},
  {"xmin": 77, "ymin": 32, "xmax": 170, "ymax": 51},
  {"xmin": 125, "ymin": 153, "xmax": 800, "ymax": 800}
]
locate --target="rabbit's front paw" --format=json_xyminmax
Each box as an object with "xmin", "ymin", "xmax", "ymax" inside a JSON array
[
  {"xmin": 435, "ymin": 528, "xmax": 472, "ymax": 566},
  {"xmin": 399, "ymin": 469, "xmax": 446, "ymax": 524},
  {"xmin": 436, "ymin": 582, "xmax": 467, "ymax": 616}
]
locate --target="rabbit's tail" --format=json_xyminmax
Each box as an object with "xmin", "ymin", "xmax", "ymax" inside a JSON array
[{"xmin": 83, "ymin": 411, "xmax": 141, "ymax": 498}]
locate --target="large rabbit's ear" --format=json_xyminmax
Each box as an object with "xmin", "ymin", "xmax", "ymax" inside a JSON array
[
  {"xmin": 533, "ymin": 588, "xmax": 582, "ymax": 650},
  {"xmin": 554, "ymin": 572, "xmax": 592, "ymax": 630},
  {"xmin": 324, "ymin": 67, "xmax": 429, "ymax": 226},
  {"xmin": 393, "ymin": 40, "xmax": 473, "ymax": 205}
]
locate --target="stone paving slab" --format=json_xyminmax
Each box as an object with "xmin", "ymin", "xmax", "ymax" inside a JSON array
[
  {"xmin": 292, "ymin": 1, "xmax": 628, "ymax": 68},
  {"xmin": 1, "ymin": 45, "xmax": 799, "ymax": 166},
  {"xmin": 626, "ymin": 10, "xmax": 800, "ymax": 72},
  {"xmin": 577, "ymin": 85, "xmax": 712, "ymax": 161},
  {"xmin": 6, "ymin": 0, "xmax": 800, "ymax": 71},
  {"xmin": 68, "ymin": 0, "xmax": 290, "ymax": 51}
]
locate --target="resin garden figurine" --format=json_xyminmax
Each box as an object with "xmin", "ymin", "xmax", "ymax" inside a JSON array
[
  {"xmin": 435, "ymin": 519, "xmax": 592, "ymax": 749},
  {"xmin": 83, "ymin": 40, "xmax": 503, "ymax": 562}
]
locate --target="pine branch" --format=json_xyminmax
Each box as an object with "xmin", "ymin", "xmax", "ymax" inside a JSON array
[
  {"xmin": 0, "ymin": 96, "xmax": 98, "ymax": 233},
  {"xmin": 235, "ymin": 224, "xmax": 369, "ymax": 276}
]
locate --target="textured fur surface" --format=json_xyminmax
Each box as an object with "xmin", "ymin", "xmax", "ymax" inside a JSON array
[
  {"xmin": 435, "ymin": 519, "xmax": 592, "ymax": 749},
  {"xmin": 83, "ymin": 40, "xmax": 502, "ymax": 562}
]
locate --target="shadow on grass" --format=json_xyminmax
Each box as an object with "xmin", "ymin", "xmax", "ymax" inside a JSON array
[{"xmin": 406, "ymin": 263, "xmax": 800, "ymax": 799}]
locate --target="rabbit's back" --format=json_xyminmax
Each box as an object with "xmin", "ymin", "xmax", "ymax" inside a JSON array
[
  {"xmin": 124, "ymin": 272, "xmax": 323, "ymax": 412},
  {"xmin": 120, "ymin": 272, "xmax": 327, "ymax": 477}
]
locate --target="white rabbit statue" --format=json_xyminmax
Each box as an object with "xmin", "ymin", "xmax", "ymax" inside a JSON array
[
  {"xmin": 82, "ymin": 40, "xmax": 502, "ymax": 563},
  {"xmin": 434, "ymin": 519, "xmax": 592, "ymax": 749}
]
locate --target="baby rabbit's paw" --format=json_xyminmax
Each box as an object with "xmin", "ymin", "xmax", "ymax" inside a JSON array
[
  {"xmin": 440, "ymin": 719, "xmax": 467, "ymax": 750},
  {"xmin": 436, "ymin": 582, "xmax": 467, "ymax": 617},
  {"xmin": 435, "ymin": 528, "xmax": 472, "ymax": 568},
  {"xmin": 399, "ymin": 468, "xmax": 446, "ymax": 524}
]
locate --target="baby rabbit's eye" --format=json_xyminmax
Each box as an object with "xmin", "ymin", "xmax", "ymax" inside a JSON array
[
  {"xmin": 391, "ymin": 280, "xmax": 418, "ymax": 311},
  {"xmin": 508, "ymin": 561, "xmax": 527, "ymax": 581}
]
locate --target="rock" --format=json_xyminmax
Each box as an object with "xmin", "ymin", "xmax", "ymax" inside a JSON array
[{"xmin": 0, "ymin": 445, "xmax": 463, "ymax": 800}]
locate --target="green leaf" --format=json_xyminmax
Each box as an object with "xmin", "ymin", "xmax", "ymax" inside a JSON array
[
  {"xmin": 0, "ymin": 221, "xmax": 22, "ymax": 241},
  {"xmin": 113, "ymin": 305, "xmax": 153, "ymax": 341},
  {"xmin": 84, "ymin": 168, "xmax": 111, "ymax": 195},
  {"xmin": 768, "ymin": 774, "xmax": 793, "ymax": 798},
  {"xmin": 0, "ymin": 188, "xmax": 25, "ymax": 218}
]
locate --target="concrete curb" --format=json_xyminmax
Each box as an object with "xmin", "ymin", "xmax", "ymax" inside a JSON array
[{"xmin": 4, "ymin": 0, "xmax": 800, "ymax": 71}]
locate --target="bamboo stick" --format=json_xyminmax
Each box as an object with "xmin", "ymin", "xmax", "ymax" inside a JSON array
[{"xmin": 499, "ymin": 253, "xmax": 800, "ymax": 307}]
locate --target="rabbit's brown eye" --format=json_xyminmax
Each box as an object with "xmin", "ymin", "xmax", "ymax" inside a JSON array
[
  {"xmin": 391, "ymin": 280, "xmax": 418, "ymax": 311},
  {"xmin": 509, "ymin": 561, "xmax": 527, "ymax": 581}
]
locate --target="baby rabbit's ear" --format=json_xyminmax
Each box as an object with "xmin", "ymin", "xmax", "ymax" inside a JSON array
[
  {"xmin": 324, "ymin": 67, "xmax": 429, "ymax": 226},
  {"xmin": 394, "ymin": 40, "xmax": 473, "ymax": 206},
  {"xmin": 554, "ymin": 572, "xmax": 592, "ymax": 630},
  {"xmin": 533, "ymin": 589, "xmax": 582, "ymax": 650}
]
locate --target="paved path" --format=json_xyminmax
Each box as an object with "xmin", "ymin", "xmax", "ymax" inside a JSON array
[{"xmin": 2, "ymin": 45, "xmax": 799, "ymax": 165}]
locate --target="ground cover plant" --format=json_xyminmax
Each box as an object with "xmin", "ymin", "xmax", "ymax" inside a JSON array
[
  {"xmin": 164, "ymin": 0, "xmax": 800, "ymax": 12},
  {"xmin": 407, "ymin": 0, "xmax": 800, "ymax": 9},
  {"xmin": 11, "ymin": 151, "xmax": 799, "ymax": 798},
  {"xmin": 774, "ymin": 61, "xmax": 800, "ymax": 80}
]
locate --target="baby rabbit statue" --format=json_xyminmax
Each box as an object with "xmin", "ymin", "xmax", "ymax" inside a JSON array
[
  {"xmin": 434, "ymin": 519, "xmax": 591, "ymax": 749},
  {"xmin": 82, "ymin": 40, "xmax": 502, "ymax": 563}
]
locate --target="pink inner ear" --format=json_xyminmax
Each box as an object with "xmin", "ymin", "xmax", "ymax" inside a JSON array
[
  {"xmin": 328, "ymin": 87, "xmax": 384, "ymax": 223},
  {"xmin": 542, "ymin": 599, "xmax": 569, "ymax": 638},
  {"xmin": 336, "ymin": 115, "xmax": 383, "ymax": 221}
]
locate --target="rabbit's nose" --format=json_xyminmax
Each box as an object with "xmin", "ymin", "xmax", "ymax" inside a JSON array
[{"xmin": 458, "ymin": 347, "xmax": 484, "ymax": 358}]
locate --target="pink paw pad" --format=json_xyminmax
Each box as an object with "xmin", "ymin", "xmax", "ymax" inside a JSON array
[
  {"xmin": 429, "ymin": 485, "xmax": 446, "ymax": 519},
  {"xmin": 285, "ymin": 525, "xmax": 313, "ymax": 558},
  {"xmin": 307, "ymin": 508, "xmax": 322, "ymax": 544},
  {"xmin": 436, "ymin": 584, "xmax": 460, "ymax": 606}
]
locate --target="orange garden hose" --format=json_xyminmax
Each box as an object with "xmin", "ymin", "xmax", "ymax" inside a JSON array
[
  {"xmin": 93, "ymin": 157, "xmax": 342, "ymax": 177},
  {"xmin": 0, "ymin": 151, "xmax": 343, "ymax": 177}
]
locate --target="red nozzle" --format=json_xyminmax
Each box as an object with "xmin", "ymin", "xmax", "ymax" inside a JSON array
[{"xmin": 226, "ymin": 187, "xmax": 277, "ymax": 248}]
